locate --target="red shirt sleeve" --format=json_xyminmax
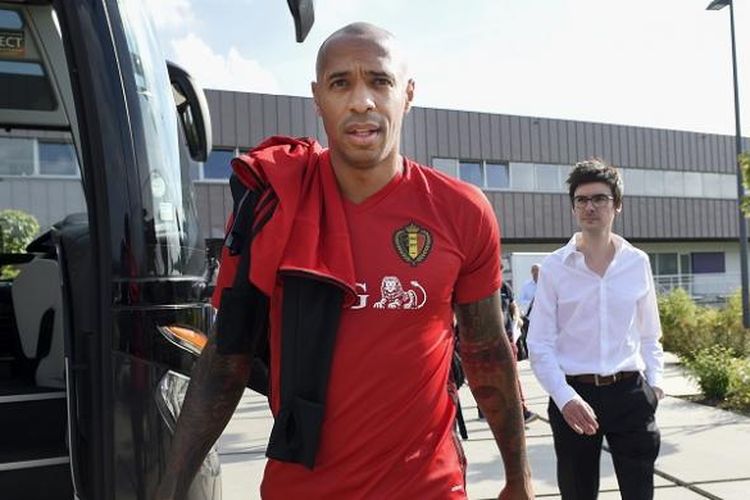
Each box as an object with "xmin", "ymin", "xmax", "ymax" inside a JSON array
[{"xmin": 452, "ymin": 190, "xmax": 502, "ymax": 304}]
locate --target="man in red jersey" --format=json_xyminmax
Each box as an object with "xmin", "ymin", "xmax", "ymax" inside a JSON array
[{"xmin": 156, "ymin": 22, "xmax": 532, "ymax": 500}]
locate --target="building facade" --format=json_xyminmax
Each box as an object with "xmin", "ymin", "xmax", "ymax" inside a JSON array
[
  {"xmin": 194, "ymin": 90, "xmax": 749, "ymax": 300},
  {"xmin": 2, "ymin": 89, "xmax": 748, "ymax": 300}
]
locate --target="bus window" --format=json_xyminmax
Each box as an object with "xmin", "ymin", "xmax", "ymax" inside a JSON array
[{"xmin": 0, "ymin": 8, "xmax": 57, "ymax": 111}]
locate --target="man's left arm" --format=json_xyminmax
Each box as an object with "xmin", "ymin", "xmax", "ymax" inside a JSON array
[
  {"xmin": 638, "ymin": 260, "xmax": 665, "ymax": 399},
  {"xmin": 456, "ymin": 292, "xmax": 533, "ymax": 500}
]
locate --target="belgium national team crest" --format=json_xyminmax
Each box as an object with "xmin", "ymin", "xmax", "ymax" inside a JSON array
[{"xmin": 393, "ymin": 222, "xmax": 432, "ymax": 266}]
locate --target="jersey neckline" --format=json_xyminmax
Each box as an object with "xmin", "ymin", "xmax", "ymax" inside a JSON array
[{"xmin": 337, "ymin": 156, "xmax": 410, "ymax": 213}]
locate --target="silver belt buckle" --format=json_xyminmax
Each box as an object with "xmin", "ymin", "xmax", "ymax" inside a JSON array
[{"xmin": 595, "ymin": 373, "xmax": 617, "ymax": 386}]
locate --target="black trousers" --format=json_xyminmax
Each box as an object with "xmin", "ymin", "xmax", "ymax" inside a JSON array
[{"xmin": 548, "ymin": 374, "xmax": 661, "ymax": 500}]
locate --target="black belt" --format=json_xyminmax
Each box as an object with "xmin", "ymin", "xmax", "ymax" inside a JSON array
[{"xmin": 566, "ymin": 371, "xmax": 638, "ymax": 386}]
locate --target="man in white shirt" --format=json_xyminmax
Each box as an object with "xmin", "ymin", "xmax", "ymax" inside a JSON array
[
  {"xmin": 518, "ymin": 264, "xmax": 539, "ymax": 314},
  {"xmin": 527, "ymin": 159, "xmax": 664, "ymax": 500}
]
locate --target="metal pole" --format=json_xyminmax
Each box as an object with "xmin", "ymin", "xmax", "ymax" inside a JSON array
[{"xmin": 728, "ymin": 1, "xmax": 750, "ymax": 328}]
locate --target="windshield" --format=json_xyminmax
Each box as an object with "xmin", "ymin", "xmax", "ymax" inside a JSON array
[{"xmin": 115, "ymin": 0, "xmax": 203, "ymax": 277}]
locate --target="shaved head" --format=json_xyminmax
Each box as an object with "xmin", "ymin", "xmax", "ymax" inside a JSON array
[
  {"xmin": 310, "ymin": 22, "xmax": 415, "ymax": 179},
  {"xmin": 315, "ymin": 22, "xmax": 408, "ymax": 80}
]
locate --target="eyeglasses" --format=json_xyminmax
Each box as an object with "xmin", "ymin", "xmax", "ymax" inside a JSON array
[{"xmin": 572, "ymin": 194, "xmax": 614, "ymax": 209}]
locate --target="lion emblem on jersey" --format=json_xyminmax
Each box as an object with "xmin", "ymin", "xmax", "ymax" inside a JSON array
[{"xmin": 373, "ymin": 276, "xmax": 427, "ymax": 310}]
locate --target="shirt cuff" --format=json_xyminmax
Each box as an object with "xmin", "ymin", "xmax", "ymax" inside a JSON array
[
  {"xmin": 551, "ymin": 384, "xmax": 580, "ymax": 411},
  {"xmin": 645, "ymin": 370, "xmax": 664, "ymax": 389}
]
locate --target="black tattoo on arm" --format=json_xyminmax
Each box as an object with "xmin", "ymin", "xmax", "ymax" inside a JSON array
[
  {"xmin": 156, "ymin": 328, "xmax": 253, "ymax": 499},
  {"xmin": 455, "ymin": 292, "xmax": 531, "ymax": 486}
]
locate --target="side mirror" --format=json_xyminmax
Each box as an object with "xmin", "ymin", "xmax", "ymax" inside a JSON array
[
  {"xmin": 166, "ymin": 61, "xmax": 212, "ymax": 162},
  {"xmin": 286, "ymin": 0, "xmax": 315, "ymax": 43}
]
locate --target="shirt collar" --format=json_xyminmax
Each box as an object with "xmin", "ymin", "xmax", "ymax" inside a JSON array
[{"xmin": 560, "ymin": 232, "xmax": 630, "ymax": 264}]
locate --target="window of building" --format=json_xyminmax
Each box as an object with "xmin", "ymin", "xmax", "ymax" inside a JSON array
[
  {"xmin": 535, "ymin": 164, "xmax": 562, "ymax": 192},
  {"xmin": 691, "ymin": 252, "xmax": 725, "ymax": 274},
  {"xmin": 486, "ymin": 162, "xmax": 509, "ymax": 189},
  {"xmin": 38, "ymin": 141, "xmax": 78, "ymax": 176},
  {"xmin": 702, "ymin": 173, "xmax": 722, "ymax": 198},
  {"xmin": 0, "ymin": 136, "xmax": 34, "ymax": 175},
  {"xmin": 649, "ymin": 252, "xmax": 695, "ymax": 276},
  {"xmin": 622, "ymin": 168, "xmax": 645, "ymax": 196},
  {"xmin": 443, "ymin": 160, "xmax": 510, "ymax": 190},
  {"xmin": 680, "ymin": 254, "xmax": 691, "ymax": 274},
  {"xmin": 432, "ymin": 157, "xmax": 458, "ymax": 177},
  {"xmin": 0, "ymin": 136, "xmax": 80, "ymax": 177},
  {"xmin": 509, "ymin": 162, "xmax": 534, "ymax": 190},
  {"xmin": 721, "ymin": 175, "xmax": 736, "ymax": 198},
  {"xmin": 202, "ymin": 148, "xmax": 235, "ymax": 179},
  {"xmin": 643, "ymin": 170, "xmax": 664, "ymax": 196},
  {"xmin": 458, "ymin": 161, "xmax": 482, "ymax": 187},
  {"xmin": 683, "ymin": 172, "xmax": 703, "ymax": 197},
  {"xmin": 431, "ymin": 158, "xmax": 737, "ymax": 201},
  {"xmin": 664, "ymin": 171, "xmax": 684, "ymax": 197},
  {"xmin": 657, "ymin": 253, "xmax": 679, "ymax": 275}
]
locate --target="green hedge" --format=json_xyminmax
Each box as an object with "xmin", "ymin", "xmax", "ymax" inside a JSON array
[
  {"xmin": 659, "ymin": 288, "xmax": 749, "ymax": 359},
  {"xmin": 683, "ymin": 345, "xmax": 735, "ymax": 399},
  {"xmin": 0, "ymin": 209, "xmax": 40, "ymax": 279},
  {"xmin": 727, "ymin": 358, "xmax": 750, "ymax": 411},
  {"xmin": 659, "ymin": 288, "xmax": 750, "ymax": 412}
]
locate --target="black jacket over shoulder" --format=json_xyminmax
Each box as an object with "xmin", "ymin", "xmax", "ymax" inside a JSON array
[{"xmin": 214, "ymin": 138, "xmax": 355, "ymax": 470}]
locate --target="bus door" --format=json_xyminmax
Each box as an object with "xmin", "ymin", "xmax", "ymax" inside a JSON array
[
  {"xmin": 0, "ymin": 1, "xmax": 214, "ymax": 498},
  {"xmin": 0, "ymin": 1, "xmax": 313, "ymax": 498}
]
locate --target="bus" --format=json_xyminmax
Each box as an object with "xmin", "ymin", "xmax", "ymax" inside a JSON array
[{"xmin": 0, "ymin": 1, "xmax": 312, "ymax": 498}]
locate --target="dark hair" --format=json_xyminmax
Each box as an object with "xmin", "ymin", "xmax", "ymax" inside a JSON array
[{"xmin": 566, "ymin": 158, "xmax": 623, "ymax": 207}]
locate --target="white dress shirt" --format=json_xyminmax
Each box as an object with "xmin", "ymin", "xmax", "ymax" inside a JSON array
[{"xmin": 527, "ymin": 233, "xmax": 664, "ymax": 410}]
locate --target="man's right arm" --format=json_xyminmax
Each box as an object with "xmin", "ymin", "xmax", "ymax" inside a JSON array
[
  {"xmin": 155, "ymin": 330, "xmax": 253, "ymax": 499},
  {"xmin": 526, "ymin": 267, "xmax": 597, "ymax": 435},
  {"xmin": 456, "ymin": 293, "xmax": 533, "ymax": 499}
]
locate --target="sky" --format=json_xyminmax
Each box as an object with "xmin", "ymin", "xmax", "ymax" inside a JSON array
[{"xmin": 145, "ymin": 0, "xmax": 750, "ymax": 137}]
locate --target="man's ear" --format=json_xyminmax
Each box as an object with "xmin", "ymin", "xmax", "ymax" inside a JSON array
[
  {"xmin": 404, "ymin": 79, "xmax": 415, "ymax": 113},
  {"xmin": 311, "ymin": 81, "xmax": 321, "ymax": 115}
]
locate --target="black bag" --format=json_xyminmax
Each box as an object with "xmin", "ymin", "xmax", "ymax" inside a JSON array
[
  {"xmin": 516, "ymin": 317, "xmax": 529, "ymax": 361},
  {"xmin": 451, "ymin": 326, "xmax": 465, "ymax": 389},
  {"xmin": 450, "ymin": 326, "xmax": 468, "ymax": 440},
  {"xmin": 516, "ymin": 299, "xmax": 533, "ymax": 361},
  {"xmin": 451, "ymin": 347, "xmax": 466, "ymax": 389}
]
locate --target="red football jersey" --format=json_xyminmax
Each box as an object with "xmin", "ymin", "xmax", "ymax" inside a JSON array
[
  {"xmin": 217, "ymin": 154, "xmax": 501, "ymax": 499},
  {"xmin": 261, "ymin": 155, "xmax": 501, "ymax": 499}
]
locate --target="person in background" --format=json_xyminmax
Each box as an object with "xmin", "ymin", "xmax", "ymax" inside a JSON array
[
  {"xmin": 527, "ymin": 158, "xmax": 664, "ymax": 500},
  {"xmin": 518, "ymin": 263, "xmax": 540, "ymax": 314},
  {"xmin": 479, "ymin": 282, "xmax": 537, "ymax": 426}
]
